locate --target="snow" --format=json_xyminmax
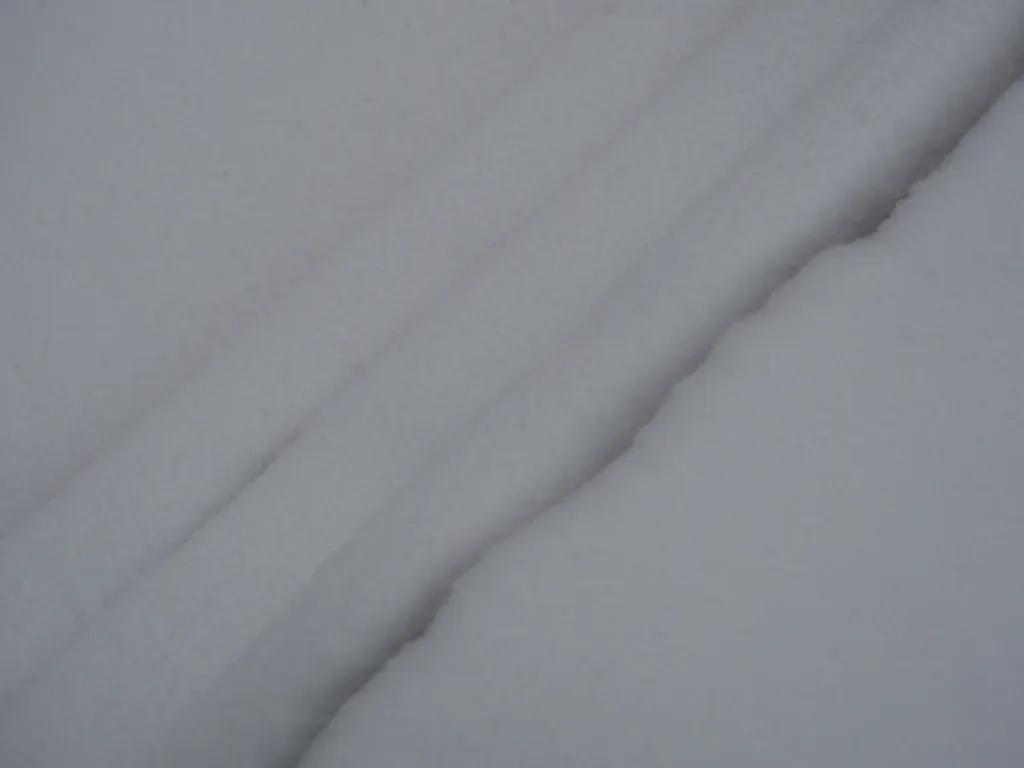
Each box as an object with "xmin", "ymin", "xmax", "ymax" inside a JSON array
[
  {"xmin": 151, "ymin": 2, "xmax": 1024, "ymax": 765},
  {"xmin": 0, "ymin": 0, "xmax": 746, "ymax": 702},
  {"xmin": 300, "ymin": 77, "xmax": 1024, "ymax": 768},
  {"xmin": 1, "ymin": 0, "xmax": 1023, "ymax": 766},
  {"xmin": 0, "ymin": 0, "xmax": 595, "ymax": 533}
]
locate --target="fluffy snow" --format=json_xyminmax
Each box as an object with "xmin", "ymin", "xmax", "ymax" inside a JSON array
[
  {"xmin": 1, "ymin": 0, "xmax": 1023, "ymax": 766},
  {"xmin": 300, "ymin": 77, "xmax": 1024, "ymax": 768}
]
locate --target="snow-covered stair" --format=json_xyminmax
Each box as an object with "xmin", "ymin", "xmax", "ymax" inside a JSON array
[
  {"xmin": 155, "ymin": 3, "xmax": 1024, "ymax": 766},
  {"xmin": 1, "ymin": 0, "xmax": 1023, "ymax": 766},
  {"xmin": 0, "ymin": 0, "xmax": 738, "ymax": 702},
  {"xmin": 299, "ymin": 75, "xmax": 1024, "ymax": 768}
]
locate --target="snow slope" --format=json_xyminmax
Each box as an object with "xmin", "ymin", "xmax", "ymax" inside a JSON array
[
  {"xmin": 1, "ymin": 0, "xmax": 1023, "ymax": 766},
  {"xmin": 301, "ymin": 76, "xmax": 1024, "ymax": 768}
]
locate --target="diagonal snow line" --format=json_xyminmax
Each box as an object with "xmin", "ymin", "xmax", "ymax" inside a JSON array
[
  {"xmin": 216, "ymin": 0, "xmax": 755, "ymax": 512},
  {"xmin": 191, "ymin": 0, "xmax": 757, "ymax": 515},
  {"xmin": 299, "ymin": 81, "xmax": 1024, "ymax": 768},
  {"xmin": 0, "ymin": 0, "xmax": 606, "ymax": 537},
  {"xmin": 286, "ymin": 6, "xmax": 1024, "ymax": 764},
  {"xmin": 159, "ymin": 0, "xmax": 913, "ymax": 757},
  {"xmin": 0, "ymin": 0, "xmax": 610, "ymax": 683},
  {"xmin": 462, "ymin": 0, "xmax": 1024, "ymax": 630},
  {"xmin": 1, "ymin": 0, "xmax": 912, "ymax": 764},
  {"xmin": 145, "ymin": 0, "xmax": 1024, "ymax": 764},
  {"xmin": 9, "ymin": 3, "xmax": 1024, "ymax": 765},
  {"xmin": 0, "ymin": 0, "xmax": 744, "ymax": 702},
  {"xmin": 425, "ymin": 0, "xmax": 1024, "ymax": 632}
]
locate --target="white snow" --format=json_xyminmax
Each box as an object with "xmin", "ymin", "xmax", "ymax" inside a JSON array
[
  {"xmin": 300, "ymin": 77, "xmax": 1024, "ymax": 768},
  {"xmin": 1, "ymin": 0, "xmax": 1023, "ymax": 766}
]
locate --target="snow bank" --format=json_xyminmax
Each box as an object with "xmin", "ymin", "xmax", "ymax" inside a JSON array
[{"xmin": 302, "ymin": 77, "xmax": 1024, "ymax": 768}]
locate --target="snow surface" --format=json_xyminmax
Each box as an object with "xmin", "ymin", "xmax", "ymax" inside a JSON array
[
  {"xmin": 0, "ymin": 0, "xmax": 748, "ymax": 702},
  {"xmin": 1, "ymin": 0, "xmax": 1023, "ymax": 766},
  {"xmin": 0, "ymin": 0, "xmax": 595, "ymax": 532},
  {"xmin": 301, "ymin": 77, "xmax": 1024, "ymax": 768}
]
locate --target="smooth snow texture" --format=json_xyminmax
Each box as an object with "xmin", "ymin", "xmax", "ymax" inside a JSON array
[
  {"xmin": 2, "ymin": 1, "xmax": 938, "ymax": 762},
  {"xmin": 1, "ymin": 1, "xmax": 1022, "ymax": 766},
  {"xmin": 301, "ymin": 77, "xmax": 1024, "ymax": 768},
  {"xmin": 153, "ymin": 1, "xmax": 1024, "ymax": 765},
  {"xmin": 0, "ymin": 0, "xmax": 594, "ymax": 532},
  {"xmin": 0, "ymin": 0, "xmax": 743, "ymax": 701}
]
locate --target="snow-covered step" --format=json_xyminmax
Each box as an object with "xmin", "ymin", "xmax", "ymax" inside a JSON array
[
  {"xmin": 0, "ymin": 0, "xmax": 741, "ymax": 701},
  {"xmin": 6, "ymin": 0, "xmax": 988, "ymax": 764},
  {"xmin": 0, "ymin": 0, "xmax": 750, "ymax": 704},
  {"xmin": 299, "ymin": 76, "xmax": 1024, "ymax": 768},
  {"xmin": 154, "ymin": 1, "xmax": 1024, "ymax": 765}
]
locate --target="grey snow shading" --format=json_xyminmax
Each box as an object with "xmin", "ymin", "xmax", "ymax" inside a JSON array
[
  {"xmin": 302, "ymin": 77, "xmax": 1024, "ymax": 768},
  {"xmin": 0, "ymin": 0, "xmax": 1023, "ymax": 766}
]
